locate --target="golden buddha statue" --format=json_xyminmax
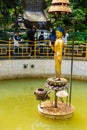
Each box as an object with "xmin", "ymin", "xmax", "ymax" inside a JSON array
[{"xmin": 49, "ymin": 27, "xmax": 64, "ymax": 78}]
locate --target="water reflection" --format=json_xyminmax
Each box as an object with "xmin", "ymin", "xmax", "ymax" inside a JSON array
[{"xmin": 32, "ymin": 120, "xmax": 50, "ymax": 130}]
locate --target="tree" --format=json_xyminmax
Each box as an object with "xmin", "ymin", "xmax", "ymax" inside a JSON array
[{"xmin": 0, "ymin": 0, "xmax": 24, "ymax": 29}]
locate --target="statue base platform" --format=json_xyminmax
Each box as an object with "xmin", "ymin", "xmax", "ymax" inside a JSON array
[{"xmin": 38, "ymin": 101, "xmax": 74, "ymax": 120}]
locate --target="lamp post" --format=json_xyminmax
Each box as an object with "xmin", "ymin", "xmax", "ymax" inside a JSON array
[{"xmin": 69, "ymin": 19, "xmax": 75, "ymax": 106}]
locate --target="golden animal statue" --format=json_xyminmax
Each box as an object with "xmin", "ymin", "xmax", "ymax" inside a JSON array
[{"xmin": 49, "ymin": 27, "xmax": 65, "ymax": 78}]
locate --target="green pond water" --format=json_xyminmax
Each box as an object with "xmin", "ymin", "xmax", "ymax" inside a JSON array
[{"xmin": 0, "ymin": 78, "xmax": 87, "ymax": 130}]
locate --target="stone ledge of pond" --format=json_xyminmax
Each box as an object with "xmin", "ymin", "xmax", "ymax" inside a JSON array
[{"xmin": 63, "ymin": 57, "xmax": 86, "ymax": 61}]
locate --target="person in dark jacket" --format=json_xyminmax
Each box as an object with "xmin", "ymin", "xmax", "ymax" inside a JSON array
[
  {"xmin": 49, "ymin": 29, "xmax": 56, "ymax": 46},
  {"xmin": 49, "ymin": 29, "xmax": 56, "ymax": 55},
  {"xmin": 39, "ymin": 31, "xmax": 44, "ymax": 42},
  {"xmin": 27, "ymin": 25, "xmax": 36, "ymax": 56}
]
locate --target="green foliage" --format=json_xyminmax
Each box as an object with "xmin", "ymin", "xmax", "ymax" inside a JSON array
[
  {"xmin": 0, "ymin": 30, "xmax": 9, "ymax": 40},
  {"xmin": 76, "ymin": 23, "xmax": 87, "ymax": 31},
  {"xmin": 68, "ymin": 31, "xmax": 87, "ymax": 44},
  {"xmin": 68, "ymin": 41, "xmax": 84, "ymax": 45},
  {"xmin": 72, "ymin": 9, "xmax": 85, "ymax": 21},
  {"xmin": 20, "ymin": 33, "xmax": 27, "ymax": 40},
  {"xmin": 0, "ymin": 0, "xmax": 24, "ymax": 29}
]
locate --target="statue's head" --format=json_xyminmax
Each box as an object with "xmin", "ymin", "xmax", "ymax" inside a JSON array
[{"xmin": 56, "ymin": 27, "xmax": 64, "ymax": 38}]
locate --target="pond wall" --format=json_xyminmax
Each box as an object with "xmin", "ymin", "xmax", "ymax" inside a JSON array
[{"xmin": 0, "ymin": 59, "xmax": 87, "ymax": 80}]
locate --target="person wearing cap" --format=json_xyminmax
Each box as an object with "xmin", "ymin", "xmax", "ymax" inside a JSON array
[{"xmin": 49, "ymin": 26, "xmax": 64, "ymax": 78}]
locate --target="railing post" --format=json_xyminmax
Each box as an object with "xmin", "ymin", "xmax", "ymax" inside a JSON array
[
  {"xmin": 34, "ymin": 38, "xmax": 36, "ymax": 58},
  {"xmin": 86, "ymin": 43, "xmax": 87, "ymax": 60},
  {"xmin": 8, "ymin": 38, "xmax": 11, "ymax": 59}
]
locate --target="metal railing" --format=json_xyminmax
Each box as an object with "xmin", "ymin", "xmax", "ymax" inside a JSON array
[{"xmin": 0, "ymin": 39, "xmax": 87, "ymax": 60}]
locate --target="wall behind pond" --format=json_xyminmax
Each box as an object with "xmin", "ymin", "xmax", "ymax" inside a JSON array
[{"xmin": 0, "ymin": 59, "xmax": 87, "ymax": 80}]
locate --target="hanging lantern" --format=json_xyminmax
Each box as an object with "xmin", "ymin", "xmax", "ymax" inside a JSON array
[{"xmin": 48, "ymin": 0, "xmax": 72, "ymax": 14}]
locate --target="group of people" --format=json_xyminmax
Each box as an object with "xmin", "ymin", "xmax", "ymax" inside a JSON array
[
  {"xmin": 13, "ymin": 25, "xmax": 69, "ymax": 61},
  {"xmin": 13, "ymin": 25, "xmax": 36, "ymax": 56}
]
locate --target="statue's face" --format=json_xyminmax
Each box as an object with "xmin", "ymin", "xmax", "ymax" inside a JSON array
[{"xmin": 56, "ymin": 30, "xmax": 63, "ymax": 38}]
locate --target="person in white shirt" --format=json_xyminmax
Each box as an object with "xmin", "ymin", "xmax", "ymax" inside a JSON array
[
  {"xmin": 62, "ymin": 32, "xmax": 69, "ymax": 46},
  {"xmin": 13, "ymin": 31, "xmax": 21, "ymax": 47},
  {"xmin": 13, "ymin": 31, "xmax": 23, "ymax": 56}
]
